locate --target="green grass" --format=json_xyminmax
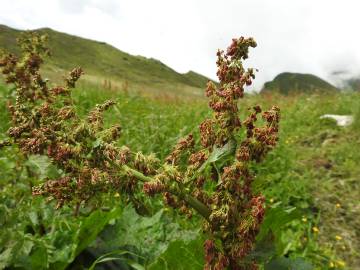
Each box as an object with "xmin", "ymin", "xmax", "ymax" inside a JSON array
[
  {"xmin": 67, "ymin": 87, "xmax": 360, "ymax": 269},
  {"xmin": 251, "ymin": 92, "xmax": 360, "ymax": 268},
  {"xmin": 1, "ymin": 80, "xmax": 359, "ymax": 269}
]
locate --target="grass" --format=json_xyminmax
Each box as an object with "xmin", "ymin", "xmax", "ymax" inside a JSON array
[
  {"xmin": 64, "ymin": 86, "xmax": 360, "ymax": 269},
  {"xmin": 252, "ymin": 92, "xmax": 360, "ymax": 268},
  {"xmin": 0, "ymin": 80, "xmax": 359, "ymax": 269}
]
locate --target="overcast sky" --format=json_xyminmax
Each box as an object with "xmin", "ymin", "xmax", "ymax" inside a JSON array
[{"xmin": 1, "ymin": 0, "xmax": 359, "ymax": 90}]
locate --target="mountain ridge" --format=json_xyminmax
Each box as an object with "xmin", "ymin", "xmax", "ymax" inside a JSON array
[
  {"xmin": 0, "ymin": 24, "xmax": 215, "ymax": 95},
  {"xmin": 261, "ymin": 72, "xmax": 338, "ymax": 95}
]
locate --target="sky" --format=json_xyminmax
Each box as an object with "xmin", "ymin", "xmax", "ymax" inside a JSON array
[{"xmin": 1, "ymin": 0, "xmax": 359, "ymax": 90}]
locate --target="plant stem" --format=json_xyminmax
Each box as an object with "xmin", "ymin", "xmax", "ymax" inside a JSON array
[
  {"xmin": 122, "ymin": 164, "xmax": 211, "ymax": 220},
  {"xmin": 183, "ymin": 193, "xmax": 211, "ymax": 220},
  {"xmin": 122, "ymin": 164, "xmax": 154, "ymax": 182}
]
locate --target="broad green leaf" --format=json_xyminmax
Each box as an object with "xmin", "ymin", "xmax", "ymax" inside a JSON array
[
  {"xmin": 25, "ymin": 155, "xmax": 60, "ymax": 180},
  {"xmin": 257, "ymin": 204, "xmax": 300, "ymax": 241},
  {"xmin": 94, "ymin": 205, "xmax": 199, "ymax": 262},
  {"xmin": 147, "ymin": 235, "xmax": 205, "ymax": 270},
  {"xmin": 246, "ymin": 232, "xmax": 277, "ymax": 263},
  {"xmin": 29, "ymin": 243, "xmax": 48, "ymax": 269},
  {"xmin": 73, "ymin": 207, "xmax": 122, "ymax": 258},
  {"xmin": 51, "ymin": 207, "xmax": 122, "ymax": 270},
  {"xmin": 0, "ymin": 234, "xmax": 38, "ymax": 270}
]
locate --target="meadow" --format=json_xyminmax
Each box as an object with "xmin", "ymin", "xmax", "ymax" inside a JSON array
[
  {"xmin": 0, "ymin": 77, "xmax": 359, "ymax": 269},
  {"xmin": 1, "ymin": 29, "xmax": 360, "ymax": 270}
]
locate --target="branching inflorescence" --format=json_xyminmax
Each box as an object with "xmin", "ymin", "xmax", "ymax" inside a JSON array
[{"xmin": 0, "ymin": 32, "xmax": 280, "ymax": 270}]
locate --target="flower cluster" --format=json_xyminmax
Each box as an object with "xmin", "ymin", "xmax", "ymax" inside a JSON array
[
  {"xmin": 1, "ymin": 32, "xmax": 280, "ymax": 269},
  {"xmin": 0, "ymin": 32, "xmax": 145, "ymax": 208},
  {"xmin": 193, "ymin": 38, "xmax": 279, "ymax": 269}
]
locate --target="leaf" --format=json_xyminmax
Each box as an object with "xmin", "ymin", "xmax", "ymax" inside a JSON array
[
  {"xmin": 94, "ymin": 205, "xmax": 199, "ymax": 261},
  {"xmin": 28, "ymin": 211, "xmax": 39, "ymax": 227},
  {"xmin": 25, "ymin": 155, "xmax": 59, "ymax": 180},
  {"xmin": 88, "ymin": 250, "xmax": 144, "ymax": 270},
  {"xmin": 265, "ymin": 257, "xmax": 313, "ymax": 270},
  {"xmin": 0, "ymin": 234, "xmax": 38, "ymax": 270},
  {"xmin": 73, "ymin": 207, "xmax": 122, "ymax": 258},
  {"xmin": 147, "ymin": 236, "xmax": 205, "ymax": 270},
  {"xmin": 51, "ymin": 207, "xmax": 122, "ymax": 270},
  {"xmin": 128, "ymin": 260, "xmax": 145, "ymax": 270},
  {"xmin": 257, "ymin": 204, "xmax": 300, "ymax": 241},
  {"xmin": 0, "ymin": 247, "xmax": 13, "ymax": 269},
  {"xmin": 26, "ymin": 155, "xmax": 50, "ymax": 179},
  {"xmin": 29, "ymin": 243, "xmax": 48, "ymax": 269},
  {"xmin": 246, "ymin": 232, "xmax": 277, "ymax": 263},
  {"xmin": 198, "ymin": 139, "xmax": 236, "ymax": 172},
  {"xmin": 92, "ymin": 138, "xmax": 103, "ymax": 149}
]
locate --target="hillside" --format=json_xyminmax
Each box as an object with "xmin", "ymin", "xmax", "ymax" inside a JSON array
[
  {"xmin": 0, "ymin": 24, "xmax": 214, "ymax": 96},
  {"xmin": 261, "ymin": 72, "xmax": 338, "ymax": 95}
]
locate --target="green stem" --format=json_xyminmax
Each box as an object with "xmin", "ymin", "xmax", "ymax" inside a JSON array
[
  {"xmin": 183, "ymin": 193, "xmax": 211, "ymax": 219},
  {"xmin": 121, "ymin": 164, "xmax": 211, "ymax": 220},
  {"xmin": 122, "ymin": 164, "xmax": 154, "ymax": 182}
]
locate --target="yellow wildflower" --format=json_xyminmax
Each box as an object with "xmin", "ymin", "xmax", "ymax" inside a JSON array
[
  {"xmin": 335, "ymin": 235, "xmax": 342, "ymax": 241},
  {"xmin": 336, "ymin": 203, "xmax": 341, "ymax": 208},
  {"xmin": 302, "ymin": 216, "xmax": 307, "ymax": 222},
  {"xmin": 269, "ymin": 198, "xmax": 274, "ymax": 203},
  {"xmin": 336, "ymin": 260, "xmax": 346, "ymax": 267},
  {"xmin": 312, "ymin": 226, "xmax": 319, "ymax": 233},
  {"xmin": 329, "ymin": 261, "xmax": 335, "ymax": 268},
  {"xmin": 114, "ymin": 192, "xmax": 120, "ymax": 198}
]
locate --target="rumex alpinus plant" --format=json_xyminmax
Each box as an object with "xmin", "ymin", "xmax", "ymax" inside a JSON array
[{"xmin": 0, "ymin": 32, "xmax": 280, "ymax": 270}]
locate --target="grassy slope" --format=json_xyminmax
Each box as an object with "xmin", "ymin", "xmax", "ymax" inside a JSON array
[
  {"xmin": 262, "ymin": 72, "xmax": 339, "ymax": 95},
  {"xmin": 252, "ymin": 93, "xmax": 360, "ymax": 269},
  {"xmin": 0, "ymin": 24, "xmax": 215, "ymax": 96},
  {"xmin": 182, "ymin": 71, "xmax": 213, "ymax": 88}
]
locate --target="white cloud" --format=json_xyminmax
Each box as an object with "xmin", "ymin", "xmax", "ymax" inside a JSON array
[{"xmin": 1, "ymin": 0, "xmax": 359, "ymax": 90}]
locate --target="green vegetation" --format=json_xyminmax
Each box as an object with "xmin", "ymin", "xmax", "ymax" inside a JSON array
[
  {"xmin": 1, "ymin": 82, "xmax": 359, "ymax": 269},
  {"xmin": 0, "ymin": 24, "xmax": 215, "ymax": 96},
  {"xmin": 345, "ymin": 77, "xmax": 360, "ymax": 91},
  {"xmin": 0, "ymin": 30, "xmax": 359, "ymax": 270},
  {"xmin": 1, "ymin": 34, "xmax": 284, "ymax": 269},
  {"xmin": 261, "ymin": 72, "xmax": 338, "ymax": 95}
]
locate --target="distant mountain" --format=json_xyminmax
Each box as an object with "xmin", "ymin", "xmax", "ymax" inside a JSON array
[
  {"xmin": 0, "ymin": 24, "xmax": 215, "ymax": 96},
  {"xmin": 344, "ymin": 77, "xmax": 360, "ymax": 91},
  {"xmin": 261, "ymin": 72, "xmax": 338, "ymax": 95}
]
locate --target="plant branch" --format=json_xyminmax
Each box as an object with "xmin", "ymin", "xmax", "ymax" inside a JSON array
[{"xmin": 122, "ymin": 164, "xmax": 211, "ymax": 220}]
